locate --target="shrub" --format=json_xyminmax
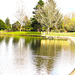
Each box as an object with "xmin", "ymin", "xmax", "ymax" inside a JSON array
[
  {"xmin": 60, "ymin": 29, "xmax": 66, "ymax": 32},
  {"xmin": 12, "ymin": 21, "xmax": 21, "ymax": 31},
  {"xmin": 0, "ymin": 19, "xmax": 7, "ymax": 30},
  {"xmin": 51, "ymin": 29, "xmax": 60, "ymax": 33}
]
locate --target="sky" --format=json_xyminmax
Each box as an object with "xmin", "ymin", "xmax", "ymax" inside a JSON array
[{"xmin": 0, "ymin": 0, "xmax": 75, "ymax": 24}]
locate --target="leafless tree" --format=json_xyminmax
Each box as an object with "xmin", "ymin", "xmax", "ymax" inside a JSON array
[{"xmin": 15, "ymin": 0, "xmax": 27, "ymax": 31}]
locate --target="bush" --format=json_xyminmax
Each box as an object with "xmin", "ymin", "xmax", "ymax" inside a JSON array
[
  {"xmin": 66, "ymin": 24, "xmax": 75, "ymax": 32},
  {"xmin": 25, "ymin": 25, "xmax": 33, "ymax": 31},
  {"xmin": 60, "ymin": 29, "xmax": 66, "ymax": 32},
  {"xmin": 0, "ymin": 19, "xmax": 7, "ymax": 30},
  {"xmin": 12, "ymin": 21, "xmax": 21, "ymax": 31},
  {"xmin": 51, "ymin": 29, "xmax": 60, "ymax": 33}
]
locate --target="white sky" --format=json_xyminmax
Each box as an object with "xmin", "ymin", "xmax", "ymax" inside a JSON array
[{"xmin": 0, "ymin": 0, "xmax": 75, "ymax": 24}]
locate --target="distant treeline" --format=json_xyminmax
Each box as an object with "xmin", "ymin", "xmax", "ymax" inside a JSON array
[{"xmin": 0, "ymin": 0, "xmax": 75, "ymax": 32}]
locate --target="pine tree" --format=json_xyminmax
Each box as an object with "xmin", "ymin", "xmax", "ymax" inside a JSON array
[
  {"xmin": 5, "ymin": 17, "xmax": 10, "ymax": 26},
  {"xmin": 31, "ymin": 0, "xmax": 44, "ymax": 31}
]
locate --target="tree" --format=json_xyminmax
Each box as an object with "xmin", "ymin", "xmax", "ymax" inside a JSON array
[
  {"xmin": 0, "ymin": 19, "xmax": 7, "ymax": 30},
  {"xmin": 31, "ymin": 18, "xmax": 41, "ymax": 31},
  {"xmin": 63, "ymin": 16, "xmax": 70, "ymax": 30},
  {"xmin": 15, "ymin": 0, "xmax": 26, "ymax": 31},
  {"xmin": 57, "ymin": 15, "xmax": 64, "ymax": 29},
  {"xmin": 25, "ymin": 20, "xmax": 33, "ymax": 31},
  {"xmin": 12, "ymin": 21, "xmax": 21, "ymax": 31},
  {"xmin": 31, "ymin": 0, "xmax": 44, "ymax": 31},
  {"xmin": 5, "ymin": 17, "xmax": 11, "ymax": 30},
  {"xmin": 35, "ymin": 0, "xmax": 62, "ymax": 33},
  {"xmin": 66, "ymin": 18, "xmax": 75, "ymax": 32},
  {"xmin": 33, "ymin": 0, "xmax": 44, "ymax": 11},
  {"xmin": 5, "ymin": 17, "xmax": 10, "ymax": 26}
]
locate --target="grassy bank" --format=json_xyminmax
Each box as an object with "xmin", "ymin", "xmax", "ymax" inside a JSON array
[
  {"xmin": 47, "ymin": 32, "xmax": 75, "ymax": 37},
  {"xmin": 0, "ymin": 31, "xmax": 41, "ymax": 36},
  {"xmin": 0, "ymin": 31, "xmax": 75, "ymax": 37}
]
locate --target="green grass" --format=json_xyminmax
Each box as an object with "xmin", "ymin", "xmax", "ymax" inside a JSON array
[
  {"xmin": 47, "ymin": 32, "xmax": 75, "ymax": 37},
  {"xmin": 0, "ymin": 31, "xmax": 75, "ymax": 37},
  {"xmin": 0, "ymin": 31, "xmax": 41, "ymax": 36}
]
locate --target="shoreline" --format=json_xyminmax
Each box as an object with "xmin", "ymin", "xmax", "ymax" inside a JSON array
[{"xmin": 0, "ymin": 33, "xmax": 75, "ymax": 45}]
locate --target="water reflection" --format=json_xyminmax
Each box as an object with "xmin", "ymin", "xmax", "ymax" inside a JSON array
[
  {"xmin": 13, "ymin": 37, "xmax": 20, "ymax": 44},
  {"xmin": 0, "ymin": 36, "xmax": 75, "ymax": 75},
  {"xmin": 5, "ymin": 37, "xmax": 10, "ymax": 44},
  {"xmin": 0, "ymin": 36, "xmax": 4, "ymax": 43}
]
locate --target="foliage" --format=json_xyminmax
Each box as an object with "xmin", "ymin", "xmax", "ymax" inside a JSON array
[
  {"xmin": 0, "ymin": 19, "xmax": 7, "ymax": 30},
  {"xmin": 21, "ymin": 26, "xmax": 25, "ymax": 31},
  {"xmin": 25, "ymin": 25, "xmax": 33, "ymax": 31},
  {"xmin": 25, "ymin": 20, "xmax": 33, "ymax": 31},
  {"xmin": 57, "ymin": 15, "xmax": 64, "ymax": 29},
  {"xmin": 5, "ymin": 17, "xmax": 11, "ymax": 31},
  {"xmin": 32, "ymin": 0, "xmax": 44, "ymax": 31},
  {"xmin": 35, "ymin": 0, "xmax": 62, "ymax": 32},
  {"xmin": 31, "ymin": 18, "xmax": 41, "ymax": 31},
  {"xmin": 63, "ymin": 16, "xmax": 70, "ymax": 30},
  {"xmin": 60, "ymin": 29, "xmax": 66, "ymax": 32},
  {"xmin": 12, "ymin": 21, "xmax": 21, "ymax": 31},
  {"xmin": 42, "ymin": 26, "xmax": 47, "ymax": 31},
  {"xmin": 51, "ymin": 29, "xmax": 60, "ymax": 33},
  {"xmin": 33, "ymin": 0, "xmax": 44, "ymax": 11},
  {"xmin": 64, "ymin": 18, "xmax": 75, "ymax": 32},
  {"xmin": 5, "ymin": 17, "xmax": 10, "ymax": 26}
]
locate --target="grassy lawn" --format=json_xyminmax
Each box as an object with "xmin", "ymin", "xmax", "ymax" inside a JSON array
[
  {"xmin": 0, "ymin": 31, "xmax": 41, "ymax": 36},
  {"xmin": 47, "ymin": 32, "xmax": 75, "ymax": 37},
  {"xmin": 0, "ymin": 31, "xmax": 75, "ymax": 37}
]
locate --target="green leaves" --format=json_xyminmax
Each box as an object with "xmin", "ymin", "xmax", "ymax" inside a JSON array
[
  {"xmin": 35, "ymin": 0, "xmax": 62, "ymax": 30},
  {"xmin": 0, "ymin": 19, "xmax": 7, "ymax": 30},
  {"xmin": 12, "ymin": 21, "xmax": 21, "ymax": 31}
]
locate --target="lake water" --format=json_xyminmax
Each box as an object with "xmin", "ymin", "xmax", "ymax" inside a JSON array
[{"xmin": 0, "ymin": 36, "xmax": 75, "ymax": 75}]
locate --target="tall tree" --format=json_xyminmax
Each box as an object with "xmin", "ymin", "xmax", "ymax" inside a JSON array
[
  {"xmin": 15, "ymin": 0, "xmax": 26, "ymax": 31},
  {"xmin": 35, "ymin": 0, "xmax": 62, "ymax": 33},
  {"xmin": 5, "ymin": 17, "xmax": 10, "ymax": 26},
  {"xmin": 5, "ymin": 17, "xmax": 11, "ymax": 30},
  {"xmin": 31, "ymin": 0, "xmax": 44, "ymax": 31}
]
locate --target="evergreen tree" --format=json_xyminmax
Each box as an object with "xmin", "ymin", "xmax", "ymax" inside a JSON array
[
  {"xmin": 5, "ymin": 17, "xmax": 11, "ymax": 30},
  {"xmin": 5, "ymin": 17, "xmax": 10, "ymax": 26},
  {"xmin": 31, "ymin": 0, "xmax": 44, "ymax": 31},
  {"xmin": 31, "ymin": 18, "xmax": 41, "ymax": 31}
]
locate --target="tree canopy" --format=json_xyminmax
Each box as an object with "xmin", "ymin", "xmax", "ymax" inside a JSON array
[
  {"xmin": 31, "ymin": 0, "xmax": 44, "ymax": 31},
  {"xmin": 5, "ymin": 17, "xmax": 10, "ymax": 26},
  {"xmin": 35, "ymin": 0, "xmax": 62, "ymax": 32},
  {"xmin": 0, "ymin": 19, "xmax": 7, "ymax": 30},
  {"xmin": 12, "ymin": 21, "xmax": 21, "ymax": 31}
]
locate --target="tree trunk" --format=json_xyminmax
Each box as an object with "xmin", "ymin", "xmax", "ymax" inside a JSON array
[
  {"xmin": 20, "ymin": 25, "xmax": 22, "ymax": 31},
  {"xmin": 47, "ymin": 27, "xmax": 49, "ymax": 34}
]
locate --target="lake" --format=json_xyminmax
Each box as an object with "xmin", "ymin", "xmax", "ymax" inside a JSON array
[{"xmin": 0, "ymin": 36, "xmax": 75, "ymax": 75}]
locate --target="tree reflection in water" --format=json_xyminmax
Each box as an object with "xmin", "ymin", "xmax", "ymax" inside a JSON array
[{"xmin": 0, "ymin": 36, "xmax": 75, "ymax": 75}]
